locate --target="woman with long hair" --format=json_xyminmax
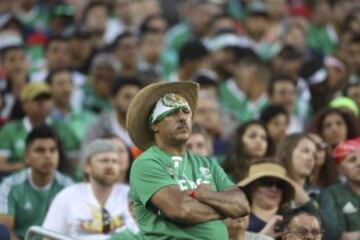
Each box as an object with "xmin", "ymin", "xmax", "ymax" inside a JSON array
[
  {"xmin": 307, "ymin": 133, "xmax": 339, "ymax": 188},
  {"xmin": 223, "ymin": 120, "xmax": 273, "ymax": 182},
  {"xmin": 277, "ymin": 133, "xmax": 342, "ymax": 240}
]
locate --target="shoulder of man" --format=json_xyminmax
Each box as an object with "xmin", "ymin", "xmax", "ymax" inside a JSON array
[
  {"xmin": 54, "ymin": 171, "xmax": 74, "ymax": 187},
  {"xmin": 0, "ymin": 169, "xmax": 28, "ymax": 191},
  {"xmin": 0, "ymin": 170, "xmax": 28, "ymax": 212},
  {"xmin": 0, "ymin": 120, "xmax": 22, "ymax": 135}
]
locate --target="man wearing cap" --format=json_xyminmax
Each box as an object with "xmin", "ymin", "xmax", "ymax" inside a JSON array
[
  {"xmin": 127, "ymin": 82, "xmax": 250, "ymax": 239},
  {"xmin": 326, "ymin": 138, "xmax": 360, "ymax": 240},
  {"xmin": 42, "ymin": 139, "xmax": 138, "ymax": 240},
  {"xmin": 0, "ymin": 82, "xmax": 79, "ymax": 178},
  {"xmin": 0, "ymin": 125, "xmax": 73, "ymax": 240}
]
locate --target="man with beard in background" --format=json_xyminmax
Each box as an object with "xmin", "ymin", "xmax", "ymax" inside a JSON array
[{"xmin": 42, "ymin": 139, "xmax": 138, "ymax": 240}]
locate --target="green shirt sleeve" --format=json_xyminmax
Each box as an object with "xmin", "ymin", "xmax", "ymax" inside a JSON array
[
  {"xmin": 130, "ymin": 158, "xmax": 177, "ymax": 207},
  {"xmin": 0, "ymin": 126, "xmax": 12, "ymax": 158},
  {"xmin": 108, "ymin": 229, "xmax": 140, "ymax": 240},
  {"xmin": 211, "ymin": 160, "xmax": 234, "ymax": 191},
  {"xmin": 0, "ymin": 181, "xmax": 16, "ymax": 216}
]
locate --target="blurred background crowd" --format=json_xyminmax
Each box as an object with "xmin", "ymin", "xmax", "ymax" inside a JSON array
[{"xmin": 0, "ymin": 0, "xmax": 360, "ymax": 239}]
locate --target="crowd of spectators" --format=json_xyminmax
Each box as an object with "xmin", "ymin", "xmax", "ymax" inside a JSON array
[{"xmin": 0, "ymin": 0, "xmax": 359, "ymax": 239}]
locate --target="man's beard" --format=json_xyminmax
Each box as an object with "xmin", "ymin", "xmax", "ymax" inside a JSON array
[{"xmin": 92, "ymin": 172, "xmax": 118, "ymax": 186}]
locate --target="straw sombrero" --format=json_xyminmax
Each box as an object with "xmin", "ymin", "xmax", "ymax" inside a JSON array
[
  {"xmin": 239, "ymin": 163, "xmax": 296, "ymax": 204},
  {"xmin": 126, "ymin": 81, "xmax": 199, "ymax": 150}
]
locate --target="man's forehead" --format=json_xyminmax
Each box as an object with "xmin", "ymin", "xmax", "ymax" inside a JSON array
[
  {"xmin": 30, "ymin": 139, "xmax": 57, "ymax": 148},
  {"xmin": 289, "ymin": 214, "xmax": 320, "ymax": 228}
]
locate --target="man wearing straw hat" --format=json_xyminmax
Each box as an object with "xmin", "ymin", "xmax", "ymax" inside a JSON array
[{"xmin": 127, "ymin": 82, "xmax": 250, "ymax": 239}]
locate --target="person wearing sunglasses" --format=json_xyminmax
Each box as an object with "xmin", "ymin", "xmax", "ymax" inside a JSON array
[{"xmin": 238, "ymin": 162, "xmax": 296, "ymax": 239}]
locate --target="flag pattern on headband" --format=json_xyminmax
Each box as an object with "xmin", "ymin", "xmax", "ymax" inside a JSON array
[
  {"xmin": 149, "ymin": 93, "xmax": 191, "ymax": 125},
  {"xmin": 333, "ymin": 138, "xmax": 360, "ymax": 164}
]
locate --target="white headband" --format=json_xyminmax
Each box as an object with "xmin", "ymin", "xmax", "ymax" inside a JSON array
[{"xmin": 149, "ymin": 93, "xmax": 191, "ymax": 125}]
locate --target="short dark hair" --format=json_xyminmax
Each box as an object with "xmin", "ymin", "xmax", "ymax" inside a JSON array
[
  {"xmin": 139, "ymin": 14, "xmax": 166, "ymax": 35},
  {"xmin": 82, "ymin": 0, "xmax": 108, "ymax": 22},
  {"xmin": 112, "ymin": 31, "xmax": 138, "ymax": 50},
  {"xmin": 111, "ymin": 77, "xmax": 142, "ymax": 96},
  {"xmin": 25, "ymin": 124, "xmax": 60, "ymax": 149},
  {"xmin": 260, "ymin": 104, "xmax": 289, "ymax": 125},
  {"xmin": 45, "ymin": 68, "xmax": 72, "ymax": 85},
  {"xmin": 276, "ymin": 45, "xmax": 303, "ymax": 60},
  {"xmin": 45, "ymin": 36, "xmax": 68, "ymax": 51},
  {"xmin": 178, "ymin": 40, "xmax": 209, "ymax": 67},
  {"xmin": 268, "ymin": 74, "xmax": 296, "ymax": 96}
]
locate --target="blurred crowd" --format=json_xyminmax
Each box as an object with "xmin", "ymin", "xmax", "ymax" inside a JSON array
[{"xmin": 0, "ymin": 0, "xmax": 359, "ymax": 239}]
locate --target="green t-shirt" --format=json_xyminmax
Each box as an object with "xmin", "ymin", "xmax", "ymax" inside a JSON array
[
  {"xmin": 109, "ymin": 229, "xmax": 140, "ymax": 240},
  {"xmin": 326, "ymin": 183, "xmax": 360, "ymax": 232},
  {"xmin": 52, "ymin": 109, "xmax": 97, "ymax": 143},
  {"xmin": 0, "ymin": 169, "xmax": 73, "ymax": 239},
  {"xmin": 306, "ymin": 24, "xmax": 337, "ymax": 54},
  {"xmin": 130, "ymin": 146, "xmax": 234, "ymax": 240},
  {"xmin": 82, "ymin": 84, "xmax": 112, "ymax": 114},
  {"xmin": 219, "ymin": 80, "xmax": 267, "ymax": 123},
  {"xmin": 0, "ymin": 118, "xmax": 80, "ymax": 165}
]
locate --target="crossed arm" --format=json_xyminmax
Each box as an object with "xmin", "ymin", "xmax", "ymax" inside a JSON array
[
  {"xmin": 151, "ymin": 184, "xmax": 250, "ymax": 225},
  {"xmin": 0, "ymin": 215, "xmax": 20, "ymax": 240}
]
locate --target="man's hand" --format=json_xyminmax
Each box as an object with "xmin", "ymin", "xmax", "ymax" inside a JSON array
[
  {"xmin": 151, "ymin": 185, "xmax": 222, "ymax": 224},
  {"xmin": 259, "ymin": 215, "xmax": 283, "ymax": 239},
  {"xmin": 193, "ymin": 186, "xmax": 250, "ymax": 218}
]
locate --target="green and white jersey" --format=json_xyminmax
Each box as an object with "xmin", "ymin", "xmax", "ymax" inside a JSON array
[
  {"xmin": 326, "ymin": 183, "xmax": 360, "ymax": 232},
  {"xmin": 0, "ymin": 118, "xmax": 80, "ymax": 164},
  {"xmin": 219, "ymin": 79, "xmax": 268, "ymax": 123},
  {"xmin": 0, "ymin": 169, "xmax": 73, "ymax": 239},
  {"xmin": 130, "ymin": 146, "xmax": 234, "ymax": 240}
]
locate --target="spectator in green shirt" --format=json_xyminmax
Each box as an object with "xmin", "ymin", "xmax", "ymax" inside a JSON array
[
  {"xmin": 327, "ymin": 138, "xmax": 360, "ymax": 240},
  {"xmin": 0, "ymin": 125, "xmax": 73, "ymax": 240},
  {"xmin": 126, "ymin": 81, "xmax": 250, "ymax": 239},
  {"xmin": 0, "ymin": 82, "xmax": 80, "ymax": 177}
]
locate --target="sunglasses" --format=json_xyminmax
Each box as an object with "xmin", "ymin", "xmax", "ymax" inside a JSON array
[{"xmin": 257, "ymin": 178, "xmax": 286, "ymax": 190}]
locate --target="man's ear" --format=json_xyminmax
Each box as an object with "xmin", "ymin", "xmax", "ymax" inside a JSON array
[
  {"xmin": 83, "ymin": 160, "xmax": 91, "ymax": 175},
  {"xmin": 151, "ymin": 123, "xmax": 159, "ymax": 133}
]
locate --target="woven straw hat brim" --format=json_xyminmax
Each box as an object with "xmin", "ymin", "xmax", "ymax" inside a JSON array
[
  {"xmin": 239, "ymin": 171, "xmax": 296, "ymax": 203},
  {"xmin": 126, "ymin": 81, "xmax": 199, "ymax": 150}
]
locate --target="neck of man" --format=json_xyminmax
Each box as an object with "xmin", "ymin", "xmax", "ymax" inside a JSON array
[
  {"xmin": 55, "ymin": 100, "xmax": 71, "ymax": 114},
  {"xmin": 347, "ymin": 181, "xmax": 360, "ymax": 197},
  {"xmin": 251, "ymin": 203, "xmax": 278, "ymax": 222},
  {"xmin": 28, "ymin": 116, "xmax": 45, "ymax": 127},
  {"xmin": 90, "ymin": 179, "xmax": 113, "ymax": 206},
  {"xmin": 31, "ymin": 169, "xmax": 53, "ymax": 188},
  {"xmin": 248, "ymin": 83, "xmax": 265, "ymax": 101},
  {"xmin": 156, "ymin": 136, "xmax": 187, "ymax": 156},
  {"xmin": 116, "ymin": 110, "xmax": 126, "ymax": 128}
]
